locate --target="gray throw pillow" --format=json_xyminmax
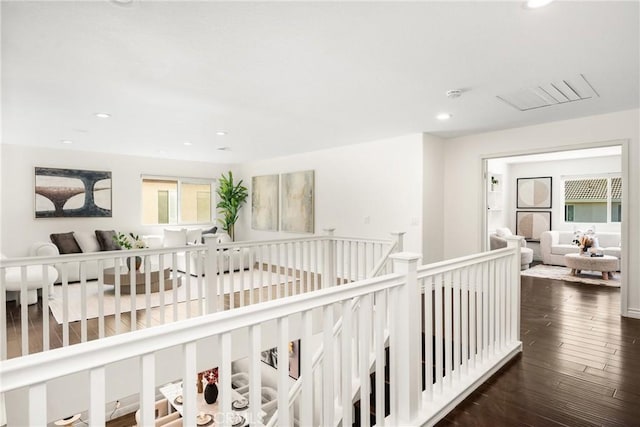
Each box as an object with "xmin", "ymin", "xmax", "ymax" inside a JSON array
[
  {"xmin": 50, "ymin": 232, "xmax": 82, "ymax": 254},
  {"xmin": 95, "ymin": 230, "xmax": 121, "ymax": 251},
  {"xmin": 201, "ymin": 226, "xmax": 218, "ymax": 243}
]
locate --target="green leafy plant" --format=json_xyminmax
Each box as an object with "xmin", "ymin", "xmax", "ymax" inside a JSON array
[
  {"xmin": 216, "ymin": 171, "xmax": 248, "ymax": 241},
  {"xmin": 113, "ymin": 232, "xmax": 145, "ymax": 250}
]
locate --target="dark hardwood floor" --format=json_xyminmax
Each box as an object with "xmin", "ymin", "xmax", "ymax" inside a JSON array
[
  {"xmin": 437, "ymin": 275, "xmax": 640, "ymax": 427},
  {"xmin": 5, "ymin": 275, "xmax": 640, "ymax": 426}
]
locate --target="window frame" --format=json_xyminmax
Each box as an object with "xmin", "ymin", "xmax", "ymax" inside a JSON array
[
  {"xmin": 562, "ymin": 173, "xmax": 621, "ymax": 225},
  {"xmin": 141, "ymin": 175, "xmax": 216, "ymax": 226}
]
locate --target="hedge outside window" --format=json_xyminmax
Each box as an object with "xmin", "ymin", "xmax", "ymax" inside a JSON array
[{"xmin": 142, "ymin": 177, "xmax": 214, "ymax": 225}]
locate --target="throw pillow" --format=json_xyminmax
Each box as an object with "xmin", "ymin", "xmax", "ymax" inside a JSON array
[
  {"xmin": 163, "ymin": 228, "xmax": 187, "ymax": 247},
  {"xmin": 217, "ymin": 233, "xmax": 232, "ymax": 244},
  {"xmin": 95, "ymin": 230, "xmax": 121, "ymax": 251},
  {"xmin": 73, "ymin": 231, "xmax": 101, "ymax": 253},
  {"xmin": 186, "ymin": 229, "xmax": 203, "ymax": 245},
  {"xmin": 50, "ymin": 232, "xmax": 82, "ymax": 254},
  {"xmin": 495, "ymin": 227, "xmax": 513, "ymax": 238},
  {"xmin": 201, "ymin": 226, "xmax": 218, "ymax": 243}
]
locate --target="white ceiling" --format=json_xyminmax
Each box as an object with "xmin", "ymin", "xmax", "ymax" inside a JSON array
[{"xmin": 2, "ymin": 1, "xmax": 639, "ymax": 163}]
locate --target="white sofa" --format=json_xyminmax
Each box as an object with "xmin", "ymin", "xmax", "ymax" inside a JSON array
[
  {"xmin": 540, "ymin": 230, "xmax": 621, "ymax": 268},
  {"xmin": 143, "ymin": 230, "xmax": 251, "ymax": 277}
]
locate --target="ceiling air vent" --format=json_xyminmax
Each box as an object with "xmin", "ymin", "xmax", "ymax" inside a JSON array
[{"xmin": 496, "ymin": 74, "xmax": 599, "ymax": 111}]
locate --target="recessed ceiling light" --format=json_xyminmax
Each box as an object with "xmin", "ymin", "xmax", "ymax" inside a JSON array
[
  {"xmin": 436, "ymin": 113, "xmax": 452, "ymax": 121},
  {"xmin": 95, "ymin": 112, "xmax": 111, "ymax": 119},
  {"xmin": 183, "ymin": 142, "xmax": 193, "ymax": 146},
  {"xmin": 216, "ymin": 131, "xmax": 228, "ymax": 136},
  {"xmin": 526, "ymin": 0, "xmax": 554, "ymax": 9},
  {"xmin": 61, "ymin": 140, "xmax": 73, "ymax": 144}
]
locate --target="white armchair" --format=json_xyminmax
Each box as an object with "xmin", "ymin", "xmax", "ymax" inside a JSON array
[{"xmin": 489, "ymin": 228, "xmax": 534, "ymax": 270}]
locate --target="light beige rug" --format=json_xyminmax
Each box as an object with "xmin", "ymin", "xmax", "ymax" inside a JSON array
[
  {"xmin": 521, "ymin": 264, "xmax": 620, "ymax": 287},
  {"xmin": 48, "ymin": 269, "xmax": 286, "ymax": 324}
]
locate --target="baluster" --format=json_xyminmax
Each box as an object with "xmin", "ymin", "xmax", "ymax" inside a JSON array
[
  {"xmin": 130, "ymin": 255, "xmax": 136, "ymax": 331},
  {"xmin": 114, "ymin": 258, "xmax": 121, "ymax": 335},
  {"xmin": 315, "ymin": 240, "xmax": 320, "ymax": 290},
  {"xmin": 249, "ymin": 246, "xmax": 256, "ymax": 304},
  {"xmin": 453, "ymin": 269, "xmax": 461, "ymax": 380},
  {"xmin": 375, "ymin": 290, "xmax": 387, "ymax": 426},
  {"xmin": 185, "ymin": 251, "xmax": 191, "ymax": 318},
  {"xmin": 41, "ymin": 264, "xmax": 51, "ymax": 351},
  {"xmin": 218, "ymin": 249, "xmax": 225, "ymax": 310},
  {"xmin": 483, "ymin": 261, "xmax": 489, "ymax": 360},
  {"xmin": 145, "ymin": 255, "xmax": 152, "ymax": 325},
  {"xmin": 489, "ymin": 260, "xmax": 495, "ymax": 356},
  {"xmin": 276, "ymin": 244, "xmax": 282, "ymax": 299},
  {"xmin": 196, "ymin": 250, "xmax": 204, "ymax": 316},
  {"xmin": 302, "ymin": 241, "xmax": 307, "ymax": 292},
  {"xmin": 359, "ymin": 294, "xmax": 372, "ymax": 427},
  {"xmin": 258, "ymin": 246, "xmax": 264, "ymax": 303},
  {"xmin": 444, "ymin": 271, "xmax": 452, "ymax": 387},
  {"xmin": 240, "ymin": 246, "xmax": 246, "ymax": 307},
  {"xmin": 90, "ymin": 366, "xmax": 106, "ymax": 425},
  {"xmin": 249, "ymin": 324, "xmax": 262, "ymax": 426},
  {"xmin": 1, "ymin": 268, "xmax": 7, "ymax": 360},
  {"xmin": 172, "ymin": 252, "xmax": 178, "ymax": 322},
  {"xmin": 158, "ymin": 255, "xmax": 166, "ymax": 324},
  {"xmin": 80, "ymin": 262, "xmax": 87, "ymax": 342},
  {"xmin": 322, "ymin": 305, "xmax": 334, "ymax": 426},
  {"xmin": 278, "ymin": 317, "xmax": 290, "ymax": 426},
  {"xmin": 434, "ymin": 273, "xmax": 443, "ymax": 393},
  {"xmin": 221, "ymin": 332, "xmax": 233, "ymax": 423},
  {"xmin": 341, "ymin": 299, "xmax": 353, "ymax": 425},
  {"xmin": 29, "ymin": 383, "xmax": 47, "ymax": 425},
  {"xmin": 284, "ymin": 242, "xmax": 290, "ymax": 298},
  {"xmin": 461, "ymin": 267, "xmax": 469, "ymax": 374},
  {"xmin": 229, "ymin": 247, "xmax": 236, "ymax": 309},
  {"xmin": 498, "ymin": 258, "xmax": 504, "ymax": 351},
  {"xmin": 423, "ymin": 276, "xmax": 433, "ymax": 402},
  {"xmin": 62, "ymin": 264, "xmax": 69, "ymax": 347},
  {"xmin": 470, "ymin": 264, "xmax": 477, "ymax": 368},
  {"xmin": 97, "ymin": 260, "xmax": 105, "ymax": 339},
  {"xmin": 300, "ymin": 309, "xmax": 313, "ymax": 427}
]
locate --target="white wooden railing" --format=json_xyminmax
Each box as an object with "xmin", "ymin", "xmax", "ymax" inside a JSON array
[
  {"xmin": 0, "ymin": 238, "xmax": 522, "ymax": 427},
  {"xmin": 0, "ymin": 232, "xmax": 396, "ymax": 360}
]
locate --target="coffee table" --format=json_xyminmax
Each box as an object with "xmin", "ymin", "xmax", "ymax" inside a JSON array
[
  {"xmin": 103, "ymin": 267, "xmax": 176, "ymax": 294},
  {"xmin": 564, "ymin": 253, "xmax": 618, "ymax": 280}
]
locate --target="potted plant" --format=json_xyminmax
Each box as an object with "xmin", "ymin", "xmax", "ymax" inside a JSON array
[
  {"xmin": 491, "ymin": 176, "xmax": 499, "ymax": 191},
  {"xmin": 216, "ymin": 171, "xmax": 248, "ymax": 241},
  {"xmin": 113, "ymin": 232, "xmax": 146, "ymax": 270}
]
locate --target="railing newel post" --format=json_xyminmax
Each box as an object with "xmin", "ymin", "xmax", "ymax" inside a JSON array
[
  {"xmin": 390, "ymin": 231, "xmax": 406, "ymax": 253},
  {"xmin": 391, "ymin": 251, "xmax": 422, "ymax": 424},
  {"xmin": 323, "ymin": 228, "xmax": 336, "ymax": 288},
  {"xmin": 505, "ymin": 236, "xmax": 522, "ymax": 342}
]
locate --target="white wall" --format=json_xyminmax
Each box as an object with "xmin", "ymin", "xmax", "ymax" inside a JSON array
[
  {"xmin": 0, "ymin": 144, "xmax": 236, "ymax": 257},
  {"xmin": 236, "ymin": 134, "xmax": 424, "ymax": 254},
  {"xmin": 422, "ymin": 134, "xmax": 445, "ymax": 263},
  {"xmin": 443, "ymin": 109, "xmax": 640, "ymax": 317}
]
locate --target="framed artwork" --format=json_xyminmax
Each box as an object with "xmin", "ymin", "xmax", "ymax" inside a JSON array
[
  {"xmin": 281, "ymin": 170, "xmax": 314, "ymax": 233},
  {"xmin": 251, "ymin": 174, "xmax": 279, "ymax": 231},
  {"xmin": 35, "ymin": 167, "xmax": 112, "ymax": 218},
  {"xmin": 261, "ymin": 340, "xmax": 300, "ymax": 379},
  {"xmin": 517, "ymin": 176, "xmax": 552, "ymax": 209},
  {"xmin": 516, "ymin": 211, "xmax": 551, "ymax": 242}
]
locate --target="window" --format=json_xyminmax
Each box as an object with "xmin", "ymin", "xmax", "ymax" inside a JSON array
[
  {"xmin": 142, "ymin": 177, "xmax": 214, "ymax": 225},
  {"xmin": 564, "ymin": 175, "xmax": 621, "ymax": 224}
]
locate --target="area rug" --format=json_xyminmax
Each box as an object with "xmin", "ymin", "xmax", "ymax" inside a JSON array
[
  {"xmin": 521, "ymin": 264, "xmax": 620, "ymax": 287},
  {"xmin": 48, "ymin": 269, "xmax": 286, "ymax": 324}
]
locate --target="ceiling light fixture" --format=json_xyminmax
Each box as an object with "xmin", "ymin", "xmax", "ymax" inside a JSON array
[
  {"xmin": 446, "ymin": 89, "xmax": 462, "ymax": 99},
  {"xmin": 95, "ymin": 112, "xmax": 111, "ymax": 119},
  {"xmin": 526, "ymin": 0, "xmax": 554, "ymax": 9},
  {"xmin": 61, "ymin": 140, "xmax": 73, "ymax": 144},
  {"xmin": 183, "ymin": 142, "xmax": 192, "ymax": 146},
  {"xmin": 436, "ymin": 113, "xmax": 452, "ymax": 121},
  {"xmin": 216, "ymin": 131, "xmax": 227, "ymax": 136}
]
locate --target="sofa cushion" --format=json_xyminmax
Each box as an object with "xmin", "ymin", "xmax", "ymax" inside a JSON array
[
  {"xmin": 551, "ymin": 244, "xmax": 579, "ymax": 256},
  {"xmin": 50, "ymin": 232, "xmax": 82, "ymax": 254},
  {"xmin": 164, "ymin": 228, "xmax": 187, "ymax": 247},
  {"xmin": 73, "ymin": 231, "xmax": 101, "ymax": 253},
  {"xmin": 603, "ymin": 247, "xmax": 621, "ymax": 258},
  {"xmin": 186, "ymin": 229, "xmax": 203, "ymax": 245},
  {"xmin": 95, "ymin": 230, "xmax": 121, "ymax": 251},
  {"xmin": 495, "ymin": 227, "xmax": 513, "ymax": 238}
]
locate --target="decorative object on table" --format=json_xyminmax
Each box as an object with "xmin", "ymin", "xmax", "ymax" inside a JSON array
[
  {"xmin": 251, "ymin": 174, "xmax": 279, "ymax": 231},
  {"xmin": 579, "ymin": 235, "xmax": 594, "ymax": 254},
  {"xmin": 35, "ymin": 167, "xmax": 112, "ymax": 218},
  {"xmin": 517, "ymin": 176, "xmax": 552, "ymax": 209},
  {"xmin": 54, "ymin": 414, "xmax": 82, "ymax": 426},
  {"xmin": 197, "ymin": 372, "xmax": 204, "ymax": 393},
  {"xmin": 113, "ymin": 232, "xmax": 146, "ymax": 270},
  {"xmin": 196, "ymin": 412, "xmax": 213, "ymax": 426},
  {"xmin": 229, "ymin": 413, "xmax": 245, "ymax": 427},
  {"xmin": 173, "ymin": 395, "xmax": 183, "ymax": 405},
  {"xmin": 217, "ymin": 171, "xmax": 248, "ymax": 241},
  {"xmin": 515, "ymin": 211, "xmax": 551, "ymax": 242},
  {"xmin": 491, "ymin": 175, "xmax": 499, "ymax": 191},
  {"xmin": 202, "ymin": 367, "xmax": 219, "ymax": 404},
  {"xmin": 281, "ymin": 170, "xmax": 314, "ymax": 233}
]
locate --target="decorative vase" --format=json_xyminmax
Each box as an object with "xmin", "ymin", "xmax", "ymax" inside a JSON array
[
  {"xmin": 126, "ymin": 256, "xmax": 142, "ymax": 271},
  {"xmin": 204, "ymin": 383, "xmax": 218, "ymax": 404}
]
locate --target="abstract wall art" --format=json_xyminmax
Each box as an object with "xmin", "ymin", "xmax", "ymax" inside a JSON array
[
  {"xmin": 517, "ymin": 176, "xmax": 552, "ymax": 209},
  {"xmin": 35, "ymin": 167, "xmax": 112, "ymax": 218},
  {"xmin": 281, "ymin": 170, "xmax": 314, "ymax": 233},
  {"xmin": 516, "ymin": 211, "xmax": 551, "ymax": 242},
  {"xmin": 251, "ymin": 174, "xmax": 279, "ymax": 231}
]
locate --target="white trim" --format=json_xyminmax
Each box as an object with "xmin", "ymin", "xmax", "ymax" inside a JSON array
[
  {"xmin": 480, "ymin": 139, "xmax": 630, "ymax": 318},
  {"xmin": 626, "ymin": 308, "xmax": 640, "ymax": 319}
]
